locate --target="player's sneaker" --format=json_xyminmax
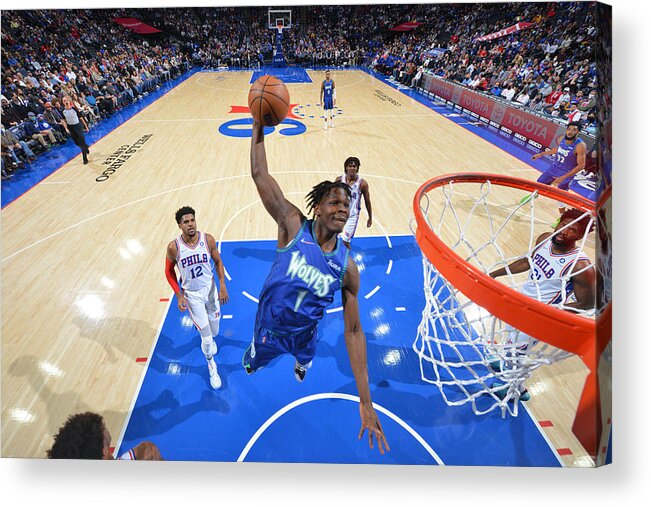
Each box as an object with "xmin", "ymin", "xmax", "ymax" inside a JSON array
[
  {"xmin": 487, "ymin": 357, "xmax": 502, "ymax": 372},
  {"xmin": 294, "ymin": 360, "xmax": 312, "ymax": 382},
  {"xmin": 330, "ymin": 121, "xmax": 335, "ymax": 128},
  {"xmin": 492, "ymin": 382, "xmax": 530, "ymax": 402},
  {"xmin": 207, "ymin": 358, "xmax": 222, "ymax": 389}
]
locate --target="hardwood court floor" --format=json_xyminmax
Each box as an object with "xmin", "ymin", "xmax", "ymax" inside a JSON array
[{"xmin": 1, "ymin": 69, "xmax": 598, "ymax": 465}]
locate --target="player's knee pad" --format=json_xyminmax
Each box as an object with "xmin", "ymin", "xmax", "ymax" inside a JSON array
[
  {"xmin": 209, "ymin": 316, "xmax": 220, "ymax": 337},
  {"xmin": 199, "ymin": 326, "xmax": 215, "ymax": 357}
]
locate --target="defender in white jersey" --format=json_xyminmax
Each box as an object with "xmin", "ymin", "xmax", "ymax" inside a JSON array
[
  {"xmin": 335, "ymin": 157, "xmax": 372, "ymax": 247},
  {"xmin": 489, "ymin": 208, "xmax": 595, "ymax": 399},
  {"xmin": 165, "ymin": 206, "xmax": 229, "ymax": 389},
  {"xmin": 490, "ymin": 208, "xmax": 595, "ymax": 311}
]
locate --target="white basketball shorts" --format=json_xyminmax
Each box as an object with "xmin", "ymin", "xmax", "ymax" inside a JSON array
[{"xmin": 184, "ymin": 279, "xmax": 221, "ymax": 329}]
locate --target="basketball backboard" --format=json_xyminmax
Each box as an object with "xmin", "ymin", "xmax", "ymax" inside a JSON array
[{"xmin": 268, "ymin": 8, "xmax": 292, "ymax": 30}]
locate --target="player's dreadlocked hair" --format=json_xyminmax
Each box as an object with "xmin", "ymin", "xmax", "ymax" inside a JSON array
[
  {"xmin": 47, "ymin": 412, "xmax": 106, "ymax": 459},
  {"xmin": 305, "ymin": 180, "xmax": 351, "ymax": 218},
  {"xmin": 175, "ymin": 206, "xmax": 195, "ymax": 224},
  {"xmin": 559, "ymin": 208, "xmax": 595, "ymax": 235}
]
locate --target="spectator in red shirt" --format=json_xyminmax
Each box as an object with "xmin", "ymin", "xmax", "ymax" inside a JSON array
[{"xmin": 546, "ymin": 84, "xmax": 563, "ymax": 105}]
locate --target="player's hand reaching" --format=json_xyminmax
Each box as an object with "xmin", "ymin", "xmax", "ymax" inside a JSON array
[
  {"xmin": 367, "ymin": 217, "xmax": 372, "ymax": 228},
  {"xmin": 551, "ymin": 176, "xmax": 565, "ymax": 187},
  {"xmin": 358, "ymin": 401, "xmax": 389, "ymax": 455},
  {"xmin": 177, "ymin": 293, "xmax": 188, "ymax": 312}
]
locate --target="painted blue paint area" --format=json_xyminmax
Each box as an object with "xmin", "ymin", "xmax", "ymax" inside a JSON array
[
  {"xmin": 119, "ymin": 235, "xmax": 560, "ymax": 466},
  {"xmin": 251, "ymin": 67, "xmax": 313, "ymax": 84},
  {"xmin": 1, "ymin": 68, "xmax": 200, "ymax": 208}
]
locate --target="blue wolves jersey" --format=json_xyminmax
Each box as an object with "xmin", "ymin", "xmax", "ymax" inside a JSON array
[
  {"xmin": 551, "ymin": 137, "xmax": 582, "ymax": 177},
  {"xmin": 257, "ymin": 219, "xmax": 349, "ymax": 333}
]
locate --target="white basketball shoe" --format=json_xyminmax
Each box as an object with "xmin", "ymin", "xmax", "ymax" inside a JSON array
[{"xmin": 207, "ymin": 358, "xmax": 222, "ymax": 389}]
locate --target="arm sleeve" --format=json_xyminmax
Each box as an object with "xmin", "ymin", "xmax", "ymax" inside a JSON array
[{"xmin": 165, "ymin": 257, "xmax": 181, "ymax": 294}]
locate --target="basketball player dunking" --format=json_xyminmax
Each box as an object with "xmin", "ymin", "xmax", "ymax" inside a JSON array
[
  {"xmin": 335, "ymin": 156, "xmax": 372, "ymax": 248},
  {"xmin": 532, "ymin": 121, "xmax": 587, "ymax": 212},
  {"xmin": 320, "ymin": 70, "xmax": 336, "ymax": 130},
  {"xmin": 242, "ymin": 121, "xmax": 389, "ymax": 454},
  {"xmin": 165, "ymin": 206, "xmax": 229, "ymax": 389}
]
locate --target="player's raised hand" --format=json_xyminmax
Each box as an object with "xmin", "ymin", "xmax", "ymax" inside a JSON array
[{"xmin": 358, "ymin": 401, "xmax": 390, "ymax": 455}]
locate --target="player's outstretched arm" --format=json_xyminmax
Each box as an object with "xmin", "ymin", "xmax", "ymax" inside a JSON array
[
  {"xmin": 565, "ymin": 260, "xmax": 596, "ymax": 311},
  {"xmin": 490, "ymin": 258, "xmax": 530, "ymax": 278},
  {"xmin": 490, "ymin": 233, "xmax": 549, "ymax": 278},
  {"xmin": 342, "ymin": 258, "xmax": 389, "ymax": 455},
  {"xmin": 250, "ymin": 122, "xmax": 302, "ymax": 234}
]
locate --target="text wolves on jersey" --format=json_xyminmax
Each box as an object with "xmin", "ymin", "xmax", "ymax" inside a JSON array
[{"xmin": 286, "ymin": 251, "xmax": 336, "ymax": 297}]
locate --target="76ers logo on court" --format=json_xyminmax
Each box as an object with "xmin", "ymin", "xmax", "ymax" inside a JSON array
[{"xmin": 219, "ymin": 105, "xmax": 306, "ymax": 138}]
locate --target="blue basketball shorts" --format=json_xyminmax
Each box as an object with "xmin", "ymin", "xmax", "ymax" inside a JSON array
[
  {"xmin": 242, "ymin": 315, "xmax": 318, "ymax": 372},
  {"xmin": 323, "ymin": 97, "xmax": 334, "ymax": 110},
  {"xmin": 537, "ymin": 168, "xmax": 572, "ymax": 190}
]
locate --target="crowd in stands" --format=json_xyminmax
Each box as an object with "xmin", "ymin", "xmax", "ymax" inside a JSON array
[
  {"xmin": 367, "ymin": 3, "xmax": 598, "ymax": 128},
  {"xmin": 2, "ymin": 4, "xmax": 599, "ymax": 179},
  {"xmin": 1, "ymin": 9, "xmax": 190, "ymax": 180}
]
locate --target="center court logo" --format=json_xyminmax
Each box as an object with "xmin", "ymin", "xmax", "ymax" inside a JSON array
[{"xmin": 219, "ymin": 104, "xmax": 306, "ymax": 138}]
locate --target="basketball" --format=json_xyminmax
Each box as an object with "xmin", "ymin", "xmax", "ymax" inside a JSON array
[{"xmin": 248, "ymin": 75, "xmax": 290, "ymax": 126}]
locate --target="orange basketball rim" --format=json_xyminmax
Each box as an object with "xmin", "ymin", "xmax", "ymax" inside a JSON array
[{"xmin": 413, "ymin": 172, "xmax": 612, "ymax": 458}]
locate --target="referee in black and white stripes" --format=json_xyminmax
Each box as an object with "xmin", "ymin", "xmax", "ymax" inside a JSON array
[{"xmin": 62, "ymin": 96, "xmax": 90, "ymax": 164}]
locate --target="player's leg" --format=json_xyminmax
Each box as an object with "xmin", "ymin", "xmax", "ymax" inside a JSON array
[
  {"xmin": 242, "ymin": 317, "xmax": 289, "ymax": 374},
  {"xmin": 489, "ymin": 325, "xmax": 532, "ymax": 401},
  {"xmin": 291, "ymin": 326, "xmax": 318, "ymax": 382},
  {"xmin": 324, "ymin": 97, "xmax": 333, "ymax": 130},
  {"xmin": 537, "ymin": 169, "xmax": 569, "ymax": 218},
  {"xmin": 206, "ymin": 280, "xmax": 222, "ymax": 351},
  {"xmin": 339, "ymin": 214, "xmax": 358, "ymax": 249},
  {"xmin": 186, "ymin": 288, "xmax": 222, "ymax": 389}
]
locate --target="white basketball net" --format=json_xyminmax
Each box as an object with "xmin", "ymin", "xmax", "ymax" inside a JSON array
[{"xmin": 413, "ymin": 179, "xmax": 595, "ymax": 418}]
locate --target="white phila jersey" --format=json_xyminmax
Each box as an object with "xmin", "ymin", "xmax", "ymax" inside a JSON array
[
  {"xmin": 521, "ymin": 240, "xmax": 590, "ymax": 306},
  {"xmin": 175, "ymin": 231, "xmax": 214, "ymax": 292},
  {"xmin": 341, "ymin": 174, "xmax": 363, "ymax": 218}
]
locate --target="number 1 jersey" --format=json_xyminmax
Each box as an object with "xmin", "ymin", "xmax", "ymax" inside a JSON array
[{"xmin": 257, "ymin": 219, "xmax": 349, "ymax": 333}]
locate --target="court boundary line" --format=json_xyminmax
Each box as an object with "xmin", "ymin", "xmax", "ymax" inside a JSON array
[
  {"xmin": 113, "ymin": 297, "xmax": 174, "ymax": 458},
  {"xmin": 237, "ymin": 392, "xmax": 444, "ymax": 464},
  {"xmin": 521, "ymin": 402, "xmax": 567, "ymax": 467}
]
